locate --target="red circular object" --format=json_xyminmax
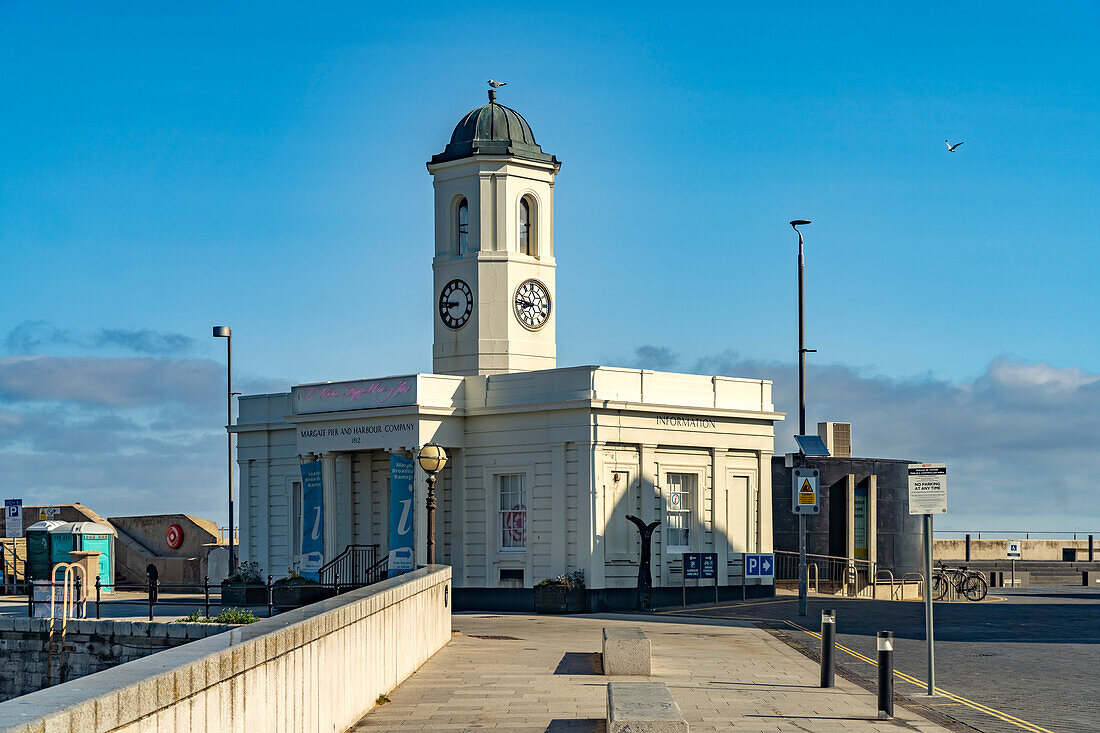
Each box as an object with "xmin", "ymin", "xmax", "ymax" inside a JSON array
[{"xmin": 166, "ymin": 524, "xmax": 184, "ymax": 549}]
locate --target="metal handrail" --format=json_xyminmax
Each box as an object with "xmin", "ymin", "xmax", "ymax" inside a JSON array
[
  {"xmin": 874, "ymin": 569, "xmax": 896, "ymax": 600},
  {"xmin": 319, "ymin": 544, "xmax": 381, "ymax": 587},
  {"xmin": 900, "ymin": 572, "xmax": 924, "ymax": 600}
]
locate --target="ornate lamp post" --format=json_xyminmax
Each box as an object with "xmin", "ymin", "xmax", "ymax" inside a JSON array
[{"xmin": 416, "ymin": 444, "xmax": 448, "ymax": 565}]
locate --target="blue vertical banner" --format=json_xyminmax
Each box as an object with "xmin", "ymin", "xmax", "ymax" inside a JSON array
[
  {"xmin": 388, "ymin": 454, "xmax": 415, "ymax": 577},
  {"xmin": 299, "ymin": 461, "xmax": 324, "ymax": 580}
]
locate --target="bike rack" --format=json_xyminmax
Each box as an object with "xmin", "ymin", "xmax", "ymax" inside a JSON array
[
  {"xmin": 901, "ymin": 572, "xmax": 924, "ymax": 601},
  {"xmin": 874, "ymin": 569, "xmax": 895, "ymax": 600},
  {"xmin": 808, "ymin": 562, "xmax": 819, "ymax": 594}
]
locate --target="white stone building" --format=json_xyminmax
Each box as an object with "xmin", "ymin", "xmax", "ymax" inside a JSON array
[{"xmin": 235, "ymin": 90, "xmax": 783, "ymax": 610}]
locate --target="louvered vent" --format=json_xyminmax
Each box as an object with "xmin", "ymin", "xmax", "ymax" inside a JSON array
[{"xmin": 817, "ymin": 422, "xmax": 852, "ymax": 457}]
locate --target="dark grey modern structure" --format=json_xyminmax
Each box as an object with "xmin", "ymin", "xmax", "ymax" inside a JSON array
[{"xmin": 771, "ymin": 456, "xmax": 924, "ymax": 576}]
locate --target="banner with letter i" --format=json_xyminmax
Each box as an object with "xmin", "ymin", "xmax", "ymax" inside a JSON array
[
  {"xmin": 388, "ymin": 453, "xmax": 416, "ymax": 577},
  {"xmin": 299, "ymin": 461, "xmax": 324, "ymax": 580}
]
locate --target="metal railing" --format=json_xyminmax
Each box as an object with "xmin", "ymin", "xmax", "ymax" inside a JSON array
[
  {"xmin": 1, "ymin": 542, "xmax": 26, "ymax": 594},
  {"xmin": 319, "ymin": 544, "xmax": 381, "ymax": 586},
  {"xmin": 936, "ymin": 530, "xmax": 1098, "ymax": 540},
  {"xmin": 775, "ymin": 550, "xmax": 878, "ymax": 599}
]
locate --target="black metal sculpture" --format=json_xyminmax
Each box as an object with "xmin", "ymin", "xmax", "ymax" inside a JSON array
[{"xmin": 626, "ymin": 514, "xmax": 661, "ymax": 611}]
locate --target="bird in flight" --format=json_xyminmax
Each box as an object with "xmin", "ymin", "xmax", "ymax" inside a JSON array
[
  {"xmin": 488, "ymin": 80, "xmax": 507, "ymax": 88},
  {"xmin": 945, "ymin": 139, "xmax": 965, "ymax": 152}
]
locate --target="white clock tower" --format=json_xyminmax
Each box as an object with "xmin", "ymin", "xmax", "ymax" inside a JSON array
[{"xmin": 427, "ymin": 89, "xmax": 561, "ymax": 376}]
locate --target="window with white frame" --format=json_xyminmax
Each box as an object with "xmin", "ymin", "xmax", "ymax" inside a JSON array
[
  {"xmin": 665, "ymin": 473, "xmax": 696, "ymax": 551},
  {"xmin": 498, "ymin": 474, "xmax": 527, "ymax": 551}
]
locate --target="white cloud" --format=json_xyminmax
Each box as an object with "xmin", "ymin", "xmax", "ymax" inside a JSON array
[
  {"xmin": 634, "ymin": 347, "xmax": 1100, "ymax": 531},
  {"xmin": 0, "ymin": 352, "xmax": 286, "ymax": 521}
]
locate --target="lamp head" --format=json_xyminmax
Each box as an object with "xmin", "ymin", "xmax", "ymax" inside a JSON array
[
  {"xmin": 212, "ymin": 326, "xmax": 231, "ymax": 338},
  {"xmin": 790, "ymin": 219, "xmax": 811, "ymax": 229},
  {"xmin": 417, "ymin": 443, "xmax": 448, "ymax": 475}
]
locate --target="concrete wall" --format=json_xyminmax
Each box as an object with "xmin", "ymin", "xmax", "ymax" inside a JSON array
[
  {"xmin": 3, "ymin": 505, "xmax": 113, "ymax": 538},
  {"xmin": 772, "ymin": 457, "xmax": 924, "ymax": 575},
  {"xmin": 0, "ymin": 566, "xmax": 452, "ymax": 733},
  {"xmin": 0, "ymin": 619, "xmax": 233, "ymax": 702},
  {"xmin": 935, "ymin": 538, "xmax": 1097, "ymax": 561},
  {"xmin": 108, "ymin": 516, "xmax": 220, "ymax": 559}
]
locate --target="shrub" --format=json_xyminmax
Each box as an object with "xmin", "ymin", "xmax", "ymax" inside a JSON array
[
  {"xmin": 534, "ymin": 569, "xmax": 585, "ymax": 588},
  {"xmin": 175, "ymin": 607, "xmax": 259, "ymax": 625},
  {"xmin": 224, "ymin": 561, "xmax": 264, "ymax": 585}
]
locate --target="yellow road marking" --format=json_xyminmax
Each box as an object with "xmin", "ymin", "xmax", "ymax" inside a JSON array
[
  {"xmin": 782, "ymin": 619, "xmax": 1054, "ymax": 733},
  {"xmin": 655, "ymin": 598, "xmax": 797, "ymax": 614}
]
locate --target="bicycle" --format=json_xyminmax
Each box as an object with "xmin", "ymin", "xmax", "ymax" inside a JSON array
[{"xmin": 932, "ymin": 561, "xmax": 988, "ymax": 601}]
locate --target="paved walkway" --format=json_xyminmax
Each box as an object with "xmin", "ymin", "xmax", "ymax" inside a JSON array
[{"xmin": 354, "ymin": 613, "xmax": 950, "ymax": 732}]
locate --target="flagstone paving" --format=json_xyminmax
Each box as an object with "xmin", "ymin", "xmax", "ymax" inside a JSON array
[{"xmin": 353, "ymin": 612, "xmax": 952, "ymax": 732}]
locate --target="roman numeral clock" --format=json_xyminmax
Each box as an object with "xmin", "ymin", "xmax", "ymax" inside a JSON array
[
  {"xmin": 514, "ymin": 278, "xmax": 551, "ymax": 330},
  {"xmin": 439, "ymin": 278, "xmax": 473, "ymax": 330}
]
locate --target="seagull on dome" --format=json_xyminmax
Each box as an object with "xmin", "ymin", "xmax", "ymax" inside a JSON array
[
  {"xmin": 488, "ymin": 80, "xmax": 507, "ymax": 88},
  {"xmin": 945, "ymin": 139, "xmax": 965, "ymax": 152}
]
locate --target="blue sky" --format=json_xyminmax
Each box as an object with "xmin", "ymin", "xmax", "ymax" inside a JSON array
[{"xmin": 1, "ymin": 3, "xmax": 1098, "ymax": 530}]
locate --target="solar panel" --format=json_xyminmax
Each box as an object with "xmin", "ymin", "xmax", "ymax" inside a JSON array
[{"xmin": 794, "ymin": 434, "xmax": 831, "ymax": 457}]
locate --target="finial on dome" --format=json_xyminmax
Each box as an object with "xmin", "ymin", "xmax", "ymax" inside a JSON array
[{"xmin": 487, "ymin": 79, "xmax": 507, "ymax": 104}]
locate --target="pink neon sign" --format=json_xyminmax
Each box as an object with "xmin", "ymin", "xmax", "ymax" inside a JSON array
[{"xmin": 294, "ymin": 378, "xmax": 413, "ymax": 410}]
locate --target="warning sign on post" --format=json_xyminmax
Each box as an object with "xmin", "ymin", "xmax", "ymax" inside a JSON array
[
  {"xmin": 907, "ymin": 463, "xmax": 947, "ymax": 515},
  {"xmin": 791, "ymin": 468, "xmax": 819, "ymax": 515}
]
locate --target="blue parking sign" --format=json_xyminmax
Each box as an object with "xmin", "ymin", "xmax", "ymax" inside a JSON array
[{"xmin": 744, "ymin": 553, "xmax": 774, "ymax": 578}]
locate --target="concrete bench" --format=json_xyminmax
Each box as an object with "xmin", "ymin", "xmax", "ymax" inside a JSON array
[
  {"xmin": 603, "ymin": 626, "xmax": 651, "ymax": 676},
  {"xmin": 607, "ymin": 681, "xmax": 688, "ymax": 733}
]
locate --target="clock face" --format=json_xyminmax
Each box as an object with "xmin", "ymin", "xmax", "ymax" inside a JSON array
[
  {"xmin": 439, "ymin": 278, "xmax": 473, "ymax": 330},
  {"xmin": 513, "ymin": 278, "xmax": 551, "ymax": 330}
]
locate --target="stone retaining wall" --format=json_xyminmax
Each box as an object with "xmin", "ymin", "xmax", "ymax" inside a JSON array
[
  {"xmin": 0, "ymin": 565, "xmax": 452, "ymax": 732},
  {"xmin": 0, "ymin": 618, "xmax": 233, "ymax": 702}
]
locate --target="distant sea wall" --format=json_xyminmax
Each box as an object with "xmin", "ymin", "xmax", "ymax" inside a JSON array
[{"xmin": 935, "ymin": 538, "xmax": 1095, "ymax": 561}]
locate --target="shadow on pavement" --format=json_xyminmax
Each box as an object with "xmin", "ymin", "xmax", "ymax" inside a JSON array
[
  {"xmin": 553, "ymin": 652, "xmax": 603, "ymax": 675},
  {"xmin": 544, "ymin": 718, "xmax": 604, "ymax": 732}
]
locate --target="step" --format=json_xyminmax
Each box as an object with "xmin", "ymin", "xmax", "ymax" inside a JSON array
[{"xmin": 607, "ymin": 682, "xmax": 688, "ymax": 733}]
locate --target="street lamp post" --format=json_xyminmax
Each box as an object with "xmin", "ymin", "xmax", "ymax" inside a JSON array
[
  {"xmin": 416, "ymin": 444, "xmax": 448, "ymax": 565},
  {"xmin": 212, "ymin": 326, "xmax": 236, "ymax": 571},
  {"xmin": 790, "ymin": 219, "xmax": 814, "ymax": 617}
]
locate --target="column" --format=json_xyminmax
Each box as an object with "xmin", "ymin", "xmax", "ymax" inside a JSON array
[
  {"xmin": 336, "ymin": 454, "xmax": 353, "ymax": 551},
  {"xmin": 321, "ymin": 452, "xmax": 338, "ymax": 560}
]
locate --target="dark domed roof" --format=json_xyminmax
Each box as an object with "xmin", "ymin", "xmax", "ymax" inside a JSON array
[{"xmin": 430, "ymin": 90, "xmax": 558, "ymax": 166}]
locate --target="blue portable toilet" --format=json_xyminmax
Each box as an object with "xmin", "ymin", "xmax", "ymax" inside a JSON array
[{"xmin": 49, "ymin": 522, "xmax": 115, "ymax": 592}]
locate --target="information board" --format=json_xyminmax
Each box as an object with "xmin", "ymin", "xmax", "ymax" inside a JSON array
[
  {"xmin": 907, "ymin": 463, "xmax": 948, "ymax": 515},
  {"xmin": 683, "ymin": 552, "xmax": 701, "ymax": 579}
]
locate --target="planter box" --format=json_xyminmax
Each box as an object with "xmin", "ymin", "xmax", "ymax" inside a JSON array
[
  {"xmin": 272, "ymin": 583, "xmax": 336, "ymax": 611},
  {"xmin": 220, "ymin": 583, "xmax": 268, "ymax": 607},
  {"xmin": 534, "ymin": 585, "xmax": 586, "ymax": 614}
]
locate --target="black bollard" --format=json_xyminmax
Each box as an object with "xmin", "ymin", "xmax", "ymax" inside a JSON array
[
  {"xmin": 877, "ymin": 631, "xmax": 894, "ymax": 719},
  {"xmin": 819, "ymin": 609, "xmax": 835, "ymax": 687}
]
